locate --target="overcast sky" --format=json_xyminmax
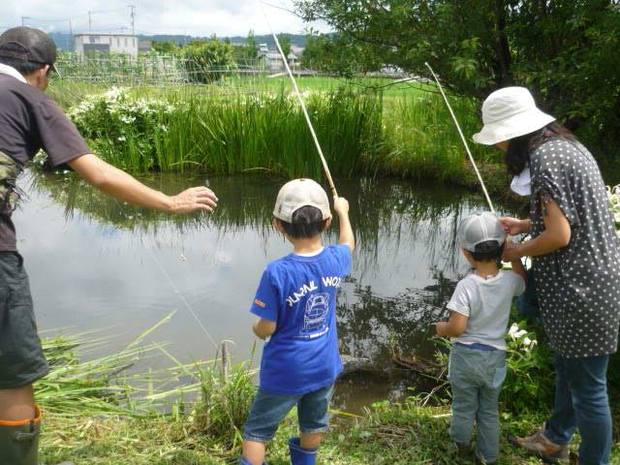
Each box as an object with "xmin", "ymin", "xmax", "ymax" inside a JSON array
[{"xmin": 1, "ymin": 0, "xmax": 328, "ymax": 37}]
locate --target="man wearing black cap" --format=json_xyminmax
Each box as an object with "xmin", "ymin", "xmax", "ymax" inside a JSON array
[{"xmin": 0, "ymin": 27, "xmax": 218, "ymax": 464}]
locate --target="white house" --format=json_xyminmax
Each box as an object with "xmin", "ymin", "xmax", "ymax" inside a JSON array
[
  {"xmin": 258, "ymin": 43, "xmax": 300, "ymax": 73},
  {"xmin": 74, "ymin": 34, "xmax": 139, "ymax": 58}
]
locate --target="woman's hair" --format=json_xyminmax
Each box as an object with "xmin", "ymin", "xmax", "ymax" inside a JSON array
[
  {"xmin": 277, "ymin": 206, "xmax": 328, "ymax": 239},
  {"xmin": 505, "ymin": 122, "xmax": 576, "ymax": 175}
]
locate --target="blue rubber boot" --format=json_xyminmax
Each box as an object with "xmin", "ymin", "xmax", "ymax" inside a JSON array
[{"xmin": 288, "ymin": 437, "xmax": 317, "ymax": 465}]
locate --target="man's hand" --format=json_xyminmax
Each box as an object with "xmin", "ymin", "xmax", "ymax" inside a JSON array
[
  {"xmin": 333, "ymin": 196, "xmax": 349, "ymax": 216},
  {"xmin": 499, "ymin": 217, "xmax": 531, "ymax": 235},
  {"xmin": 169, "ymin": 186, "xmax": 218, "ymax": 214},
  {"xmin": 69, "ymin": 154, "xmax": 219, "ymax": 214}
]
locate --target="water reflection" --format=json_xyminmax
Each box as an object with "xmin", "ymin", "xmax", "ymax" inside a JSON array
[{"xmin": 18, "ymin": 170, "xmax": 490, "ymax": 410}]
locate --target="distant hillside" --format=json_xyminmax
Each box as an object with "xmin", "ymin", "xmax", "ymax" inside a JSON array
[
  {"xmin": 225, "ymin": 34, "xmax": 306, "ymax": 47},
  {"xmin": 48, "ymin": 32, "xmax": 307, "ymax": 51}
]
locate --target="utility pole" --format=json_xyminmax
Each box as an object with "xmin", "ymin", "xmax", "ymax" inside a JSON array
[
  {"xmin": 68, "ymin": 19, "xmax": 73, "ymax": 51},
  {"xmin": 21, "ymin": 16, "xmax": 26, "ymax": 26},
  {"xmin": 129, "ymin": 5, "xmax": 135, "ymax": 35},
  {"xmin": 88, "ymin": 11, "xmax": 92, "ymax": 33}
]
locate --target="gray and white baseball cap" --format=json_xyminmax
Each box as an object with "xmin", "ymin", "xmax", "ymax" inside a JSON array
[
  {"xmin": 273, "ymin": 178, "xmax": 332, "ymax": 223},
  {"xmin": 458, "ymin": 212, "xmax": 506, "ymax": 252}
]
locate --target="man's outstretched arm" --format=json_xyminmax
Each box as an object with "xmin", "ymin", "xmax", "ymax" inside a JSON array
[{"xmin": 68, "ymin": 154, "xmax": 218, "ymax": 214}]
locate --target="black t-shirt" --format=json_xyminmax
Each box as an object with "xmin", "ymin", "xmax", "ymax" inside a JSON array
[{"xmin": 0, "ymin": 74, "xmax": 90, "ymax": 251}]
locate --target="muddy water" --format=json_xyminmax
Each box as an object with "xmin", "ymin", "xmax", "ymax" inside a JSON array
[{"xmin": 15, "ymin": 171, "xmax": 492, "ymax": 412}]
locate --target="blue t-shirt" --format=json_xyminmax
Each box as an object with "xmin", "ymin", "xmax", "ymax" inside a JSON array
[{"xmin": 250, "ymin": 244, "xmax": 352, "ymax": 395}]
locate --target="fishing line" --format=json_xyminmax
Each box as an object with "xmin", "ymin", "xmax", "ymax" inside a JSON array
[
  {"xmin": 424, "ymin": 62, "xmax": 495, "ymax": 213},
  {"xmin": 259, "ymin": 0, "xmax": 338, "ymax": 199},
  {"xmin": 145, "ymin": 240, "xmax": 219, "ymax": 350}
]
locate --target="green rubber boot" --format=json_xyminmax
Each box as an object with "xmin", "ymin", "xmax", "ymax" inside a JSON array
[{"xmin": 0, "ymin": 406, "xmax": 41, "ymax": 465}]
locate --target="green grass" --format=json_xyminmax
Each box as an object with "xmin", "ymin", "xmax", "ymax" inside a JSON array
[
  {"xmin": 46, "ymin": 79, "xmax": 503, "ymax": 193},
  {"xmin": 36, "ymin": 314, "xmax": 620, "ymax": 464},
  {"xmin": 40, "ymin": 399, "xmax": 620, "ymax": 465}
]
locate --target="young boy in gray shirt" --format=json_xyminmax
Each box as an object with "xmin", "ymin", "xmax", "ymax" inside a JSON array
[{"xmin": 435, "ymin": 212, "xmax": 526, "ymax": 464}]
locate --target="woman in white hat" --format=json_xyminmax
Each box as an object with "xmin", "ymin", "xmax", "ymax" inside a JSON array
[{"xmin": 473, "ymin": 87, "xmax": 620, "ymax": 465}]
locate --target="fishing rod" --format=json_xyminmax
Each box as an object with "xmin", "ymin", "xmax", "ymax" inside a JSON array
[
  {"xmin": 424, "ymin": 62, "xmax": 495, "ymax": 214},
  {"xmin": 259, "ymin": 1, "xmax": 338, "ymax": 199}
]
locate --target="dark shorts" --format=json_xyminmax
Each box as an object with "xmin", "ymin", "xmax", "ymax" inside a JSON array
[
  {"xmin": 243, "ymin": 383, "xmax": 334, "ymax": 443},
  {"xmin": 0, "ymin": 252, "xmax": 49, "ymax": 389}
]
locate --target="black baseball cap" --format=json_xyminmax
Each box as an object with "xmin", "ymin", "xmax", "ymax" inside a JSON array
[{"xmin": 0, "ymin": 26, "xmax": 59, "ymax": 75}]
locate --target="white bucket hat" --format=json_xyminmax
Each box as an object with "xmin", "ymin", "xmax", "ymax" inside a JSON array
[
  {"xmin": 472, "ymin": 87, "xmax": 555, "ymax": 146},
  {"xmin": 273, "ymin": 178, "xmax": 332, "ymax": 223}
]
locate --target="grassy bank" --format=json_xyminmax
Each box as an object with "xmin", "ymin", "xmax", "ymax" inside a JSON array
[
  {"xmin": 36, "ymin": 315, "xmax": 620, "ymax": 464},
  {"xmin": 47, "ymin": 80, "xmax": 505, "ymax": 195},
  {"xmin": 39, "ymin": 396, "xmax": 620, "ymax": 465}
]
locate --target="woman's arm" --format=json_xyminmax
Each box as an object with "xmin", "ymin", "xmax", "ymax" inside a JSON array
[{"xmin": 504, "ymin": 199, "xmax": 571, "ymax": 260}]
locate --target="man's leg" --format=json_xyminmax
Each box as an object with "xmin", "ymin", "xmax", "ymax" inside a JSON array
[
  {"xmin": 0, "ymin": 253, "xmax": 48, "ymax": 465},
  {"xmin": 562, "ymin": 355, "xmax": 612, "ymax": 465},
  {"xmin": 0, "ymin": 385, "xmax": 40, "ymax": 465},
  {"xmin": 0, "ymin": 384, "xmax": 36, "ymax": 421}
]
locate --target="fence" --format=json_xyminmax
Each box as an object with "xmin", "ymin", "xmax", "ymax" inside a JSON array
[{"xmin": 54, "ymin": 53, "xmax": 306, "ymax": 86}]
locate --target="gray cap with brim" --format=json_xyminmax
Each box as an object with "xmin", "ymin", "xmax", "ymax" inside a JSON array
[{"xmin": 458, "ymin": 212, "xmax": 506, "ymax": 252}]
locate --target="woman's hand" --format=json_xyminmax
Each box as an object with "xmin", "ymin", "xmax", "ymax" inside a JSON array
[
  {"xmin": 502, "ymin": 241, "xmax": 524, "ymax": 261},
  {"xmin": 499, "ymin": 217, "xmax": 531, "ymax": 235}
]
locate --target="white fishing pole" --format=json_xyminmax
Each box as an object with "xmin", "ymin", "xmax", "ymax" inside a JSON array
[
  {"xmin": 425, "ymin": 62, "xmax": 495, "ymax": 213},
  {"xmin": 259, "ymin": 1, "xmax": 338, "ymax": 199}
]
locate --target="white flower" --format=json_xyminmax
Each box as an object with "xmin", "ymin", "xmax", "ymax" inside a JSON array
[
  {"xmin": 508, "ymin": 323, "xmax": 528, "ymax": 340},
  {"xmin": 120, "ymin": 115, "xmax": 136, "ymax": 124},
  {"xmin": 508, "ymin": 323, "xmax": 519, "ymax": 339}
]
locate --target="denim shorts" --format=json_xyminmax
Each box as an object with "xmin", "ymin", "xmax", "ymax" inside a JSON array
[
  {"xmin": 0, "ymin": 252, "xmax": 49, "ymax": 389},
  {"xmin": 243, "ymin": 383, "xmax": 334, "ymax": 443}
]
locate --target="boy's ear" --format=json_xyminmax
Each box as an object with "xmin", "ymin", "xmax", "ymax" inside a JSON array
[
  {"xmin": 325, "ymin": 218, "xmax": 332, "ymax": 229},
  {"xmin": 273, "ymin": 217, "xmax": 285, "ymax": 234}
]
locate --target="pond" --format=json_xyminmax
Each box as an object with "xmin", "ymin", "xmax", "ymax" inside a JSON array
[{"xmin": 15, "ymin": 171, "xmax": 493, "ymax": 412}]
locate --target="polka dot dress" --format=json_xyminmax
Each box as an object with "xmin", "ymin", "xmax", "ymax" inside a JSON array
[{"xmin": 529, "ymin": 138, "xmax": 620, "ymax": 358}]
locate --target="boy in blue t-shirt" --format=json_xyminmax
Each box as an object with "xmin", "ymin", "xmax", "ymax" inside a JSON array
[{"xmin": 240, "ymin": 178, "xmax": 354, "ymax": 465}]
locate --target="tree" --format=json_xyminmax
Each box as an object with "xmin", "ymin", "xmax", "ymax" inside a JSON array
[
  {"xmin": 151, "ymin": 41, "xmax": 178, "ymax": 54},
  {"xmin": 245, "ymin": 30, "xmax": 258, "ymax": 59},
  {"xmin": 296, "ymin": 0, "xmax": 620, "ymax": 160},
  {"xmin": 182, "ymin": 37, "xmax": 235, "ymax": 83},
  {"xmin": 302, "ymin": 33, "xmax": 382, "ymax": 76},
  {"xmin": 277, "ymin": 33, "xmax": 292, "ymax": 61}
]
